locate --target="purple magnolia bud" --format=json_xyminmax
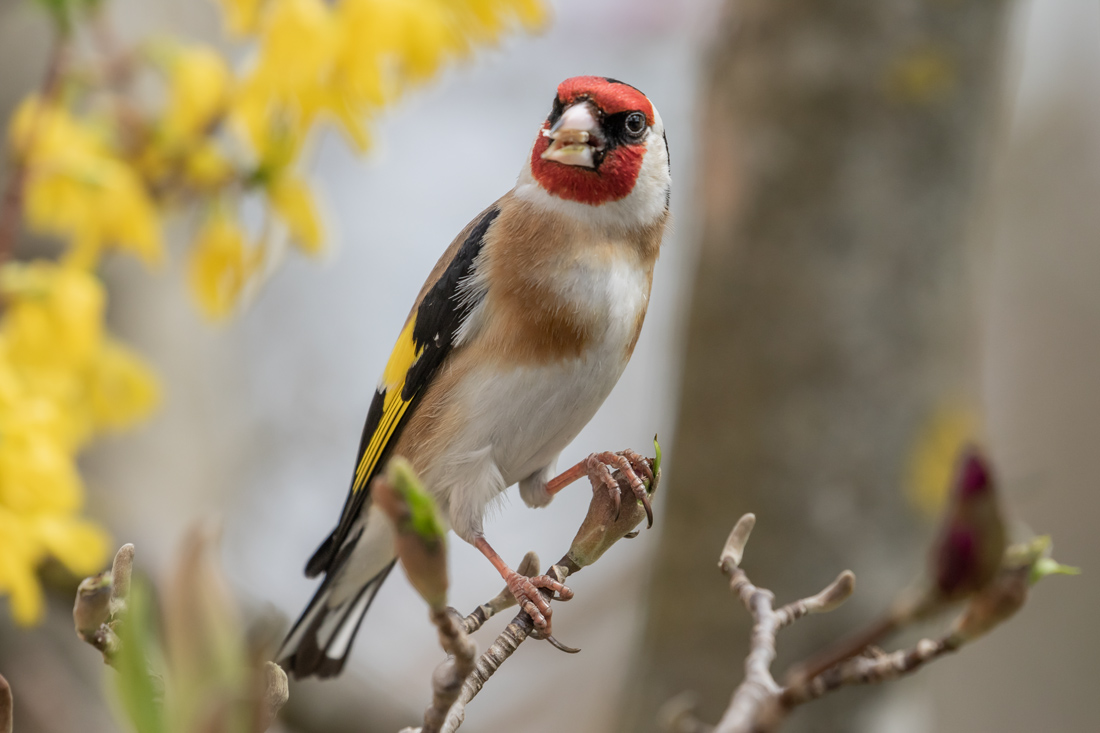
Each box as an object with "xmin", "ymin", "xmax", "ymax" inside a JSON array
[
  {"xmin": 929, "ymin": 447, "xmax": 1006, "ymax": 603},
  {"xmin": 957, "ymin": 450, "xmax": 992, "ymax": 498},
  {"xmin": 936, "ymin": 527, "xmax": 978, "ymax": 597}
]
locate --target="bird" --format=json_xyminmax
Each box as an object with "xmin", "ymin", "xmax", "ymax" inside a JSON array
[{"xmin": 279, "ymin": 76, "xmax": 671, "ymax": 679}]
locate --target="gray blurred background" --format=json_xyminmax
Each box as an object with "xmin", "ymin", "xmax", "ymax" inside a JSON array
[{"xmin": 0, "ymin": 0, "xmax": 1097, "ymax": 731}]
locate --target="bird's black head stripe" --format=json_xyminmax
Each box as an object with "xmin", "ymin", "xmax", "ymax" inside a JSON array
[{"xmin": 604, "ymin": 77, "xmax": 646, "ymax": 98}]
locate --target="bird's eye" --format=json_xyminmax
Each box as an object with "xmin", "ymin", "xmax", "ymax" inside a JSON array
[{"xmin": 625, "ymin": 112, "xmax": 646, "ymax": 136}]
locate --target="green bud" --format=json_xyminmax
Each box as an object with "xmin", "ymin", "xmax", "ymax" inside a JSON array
[
  {"xmin": 388, "ymin": 458, "xmax": 447, "ymax": 544},
  {"xmin": 652, "ymin": 435, "xmax": 662, "ymax": 483},
  {"xmin": 377, "ymin": 459, "xmax": 450, "ymax": 611},
  {"xmin": 112, "ymin": 581, "xmax": 165, "ymax": 733}
]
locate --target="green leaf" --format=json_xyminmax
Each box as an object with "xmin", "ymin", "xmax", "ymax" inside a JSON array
[
  {"xmin": 112, "ymin": 581, "xmax": 165, "ymax": 733},
  {"xmin": 1031, "ymin": 557, "xmax": 1080, "ymax": 585},
  {"xmin": 30, "ymin": 0, "xmax": 100, "ymax": 34}
]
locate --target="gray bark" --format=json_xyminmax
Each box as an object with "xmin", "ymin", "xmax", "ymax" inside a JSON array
[{"xmin": 619, "ymin": 2, "xmax": 1011, "ymax": 731}]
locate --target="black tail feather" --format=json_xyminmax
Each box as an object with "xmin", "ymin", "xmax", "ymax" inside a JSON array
[
  {"xmin": 278, "ymin": 560, "xmax": 396, "ymax": 679},
  {"xmin": 305, "ymin": 531, "xmax": 336, "ymax": 579}
]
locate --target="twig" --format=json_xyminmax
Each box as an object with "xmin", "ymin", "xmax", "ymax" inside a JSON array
[
  {"xmin": 396, "ymin": 552, "xmax": 539, "ymax": 733},
  {"xmin": 785, "ymin": 612, "xmax": 898, "ymax": 686},
  {"xmin": 437, "ymin": 563, "xmax": 575, "ymax": 733},
  {"xmin": 256, "ymin": 662, "xmax": 290, "ymax": 733},
  {"xmin": 74, "ymin": 543, "xmax": 135, "ymax": 666},
  {"xmin": 714, "ymin": 519, "xmax": 781, "ymax": 731},
  {"xmin": 790, "ymin": 447, "xmax": 1010, "ymax": 687},
  {"xmin": 782, "ymin": 635, "xmax": 960, "ymax": 709},
  {"xmin": 0, "ymin": 40, "xmax": 68, "ymax": 262},
  {"xmin": 712, "ymin": 516, "xmax": 856, "ymax": 733},
  {"xmin": 680, "ymin": 515, "xmax": 1069, "ymax": 733},
  {"xmin": 461, "ymin": 551, "xmax": 539, "ymax": 635},
  {"xmin": 399, "ymin": 446, "xmax": 660, "ymax": 733},
  {"xmin": 422, "ymin": 608, "xmax": 478, "ymax": 733}
]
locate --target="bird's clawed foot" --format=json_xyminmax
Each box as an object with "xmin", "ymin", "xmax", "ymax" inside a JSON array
[
  {"xmin": 585, "ymin": 449, "xmax": 655, "ymax": 528},
  {"xmin": 506, "ymin": 570, "xmax": 573, "ymax": 634}
]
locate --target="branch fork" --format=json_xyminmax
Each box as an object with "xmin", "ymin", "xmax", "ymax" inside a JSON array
[
  {"xmin": 664, "ymin": 513, "xmax": 1074, "ymax": 733},
  {"xmin": 385, "ymin": 443, "xmax": 661, "ymax": 733}
]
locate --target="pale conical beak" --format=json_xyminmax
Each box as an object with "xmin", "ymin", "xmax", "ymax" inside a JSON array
[{"xmin": 541, "ymin": 102, "xmax": 603, "ymax": 168}]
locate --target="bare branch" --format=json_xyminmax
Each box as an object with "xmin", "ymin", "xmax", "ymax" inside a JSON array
[
  {"xmin": 713, "ymin": 525, "xmax": 782, "ymax": 733},
  {"xmin": 775, "ymin": 571, "xmax": 855, "ymax": 630},
  {"xmin": 74, "ymin": 543, "xmax": 135, "ymax": 666},
  {"xmin": 75, "ymin": 540, "xmax": 289, "ymax": 733},
  {"xmin": 256, "ymin": 662, "xmax": 290, "ymax": 733},
  {"xmin": 781, "ymin": 636, "xmax": 960, "ymax": 710},
  {"xmin": 719, "ymin": 514, "xmax": 756, "ymax": 572},
  {"xmin": 682, "ymin": 515, "xmax": 1073, "ymax": 733},
  {"xmin": 439, "ymin": 614, "xmax": 536, "ymax": 733},
  {"xmin": 422, "ymin": 609, "xmax": 478, "ymax": 733},
  {"xmin": 0, "ymin": 39, "xmax": 69, "ymax": 261},
  {"xmin": 713, "ymin": 519, "xmax": 858, "ymax": 732},
  {"xmin": 110, "ymin": 543, "xmax": 135, "ymax": 614},
  {"xmin": 462, "ymin": 551, "xmax": 539, "ymax": 635},
  {"xmin": 402, "ymin": 446, "xmax": 659, "ymax": 733}
]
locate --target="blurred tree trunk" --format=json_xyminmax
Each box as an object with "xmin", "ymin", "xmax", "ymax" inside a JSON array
[{"xmin": 619, "ymin": 2, "xmax": 1011, "ymax": 731}]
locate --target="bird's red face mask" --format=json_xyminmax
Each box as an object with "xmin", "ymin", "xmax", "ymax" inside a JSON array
[{"xmin": 530, "ymin": 76, "xmax": 655, "ymax": 206}]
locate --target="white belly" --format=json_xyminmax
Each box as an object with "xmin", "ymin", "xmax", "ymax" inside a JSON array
[{"xmin": 422, "ymin": 253, "xmax": 650, "ymax": 541}]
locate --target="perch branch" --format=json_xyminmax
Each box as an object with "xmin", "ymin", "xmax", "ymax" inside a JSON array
[
  {"xmin": 421, "ymin": 608, "xmax": 478, "ymax": 733},
  {"xmin": 436, "ymin": 562, "xmax": 575, "ymax": 733},
  {"xmin": 461, "ymin": 551, "xmax": 539, "ymax": 635},
  {"xmin": 400, "ymin": 443, "xmax": 661, "ymax": 733}
]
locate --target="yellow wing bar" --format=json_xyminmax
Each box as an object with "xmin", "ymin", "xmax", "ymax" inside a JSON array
[{"xmin": 352, "ymin": 318, "xmax": 421, "ymax": 493}]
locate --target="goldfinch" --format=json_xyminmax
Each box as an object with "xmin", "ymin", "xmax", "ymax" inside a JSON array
[{"xmin": 280, "ymin": 76, "xmax": 671, "ymax": 679}]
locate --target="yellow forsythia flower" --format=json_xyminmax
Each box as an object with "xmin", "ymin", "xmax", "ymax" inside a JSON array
[
  {"xmin": 260, "ymin": 0, "xmax": 338, "ymax": 92},
  {"xmin": 0, "ymin": 261, "xmax": 156, "ymax": 625},
  {"xmin": 89, "ymin": 339, "xmax": 160, "ymax": 431},
  {"xmin": 0, "ymin": 505, "xmax": 111, "ymax": 625},
  {"xmin": 216, "ymin": 0, "xmax": 269, "ymax": 37},
  {"xmin": 0, "ymin": 507, "xmax": 46, "ymax": 624},
  {"xmin": 0, "ymin": 262, "xmax": 105, "ymax": 372},
  {"xmin": 183, "ymin": 142, "xmax": 235, "ymax": 188},
  {"xmin": 189, "ymin": 210, "xmax": 263, "ymax": 319},
  {"xmin": 269, "ymin": 176, "xmax": 323, "ymax": 255},
  {"xmin": 162, "ymin": 45, "xmax": 233, "ymax": 143},
  {"xmin": 30, "ymin": 514, "xmax": 111, "ymax": 578},
  {"xmin": 0, "ymin": 418, "xmax": 83, "ymax": 515},
  {"xmin": 231, "ymin": 0, "xmax": 340, "ymax": 163},
  {"xmin": 9, "ymin": 98, "xmax": 164, "ymax": 268}
]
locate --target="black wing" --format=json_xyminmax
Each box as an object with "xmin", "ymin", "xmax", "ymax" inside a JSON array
[{"xmin": 304, "ymin": 204, "xmax": 501, "ymax": 577}]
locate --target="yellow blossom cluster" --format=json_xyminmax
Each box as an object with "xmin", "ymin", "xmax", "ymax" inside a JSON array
[
  {"xmin": 0, "ymin": 262, "xmax": 158, "ymax": 624},
  {"xmin": 1, "ymin": 0, "xmax": 544, "ymax": 625},
  {"xmin": 15, "ymin": 0, "xmax": 546, "ymax": 318}
]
